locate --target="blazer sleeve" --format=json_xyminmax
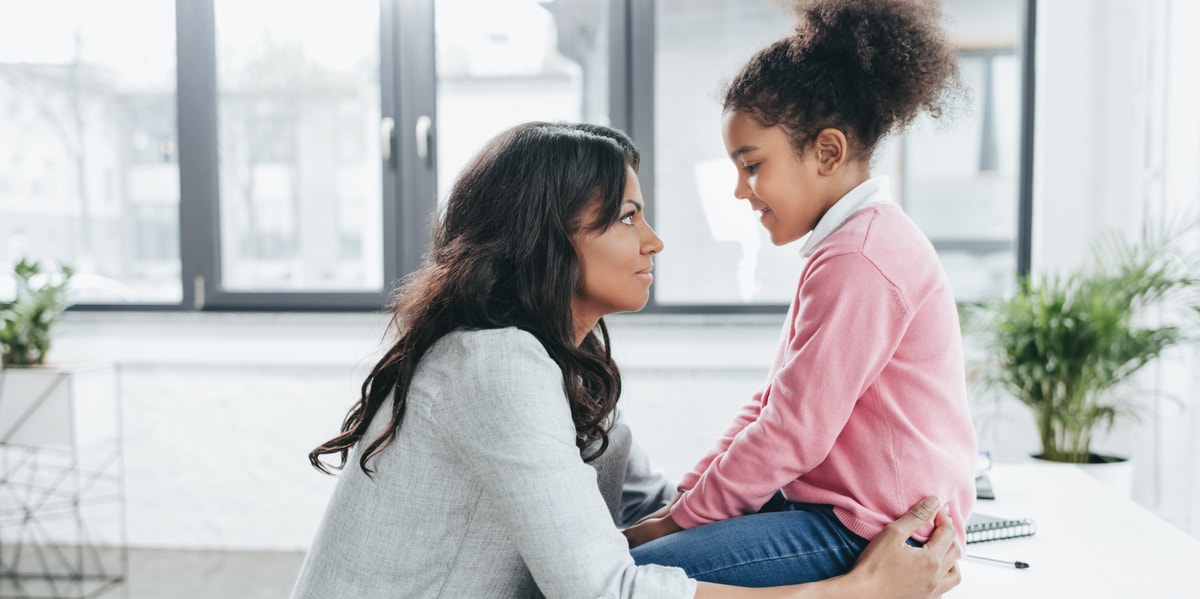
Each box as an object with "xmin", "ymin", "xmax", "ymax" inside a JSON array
[
  {"xmin": 434, "ymin": 330, "xmax": 695, "ymax": 599},
  {"xmin": 616, "ymin": 423, "xmax": 676, "ymax": 528}
]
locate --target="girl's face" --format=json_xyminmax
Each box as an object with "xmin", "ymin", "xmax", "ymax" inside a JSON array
[
  {"xmin": 571, "ymin": 167, "xmax": 663, "ymax": 330},
  {"xmin": 721, "ymin": 110, "xmax": 842, "ymax": 246}
]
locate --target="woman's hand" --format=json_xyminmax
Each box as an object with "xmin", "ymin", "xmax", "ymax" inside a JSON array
[{"xmin": 842, "ymin": 495, "xmax": 962, "ymax": 599}]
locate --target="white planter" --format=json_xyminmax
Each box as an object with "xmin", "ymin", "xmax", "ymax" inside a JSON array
[{"xmin": 1031, "ymin": 453, "xmax": 1134, "ymax": 498}]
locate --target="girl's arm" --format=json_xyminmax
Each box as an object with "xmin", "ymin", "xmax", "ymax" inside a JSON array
[
  {"xmin": 672, "ymin": 252, "xmax": 911, "ymax": 529},
  {"xmin": 677, "ymin": 385, "xmax": 766, "ymax": 491}
]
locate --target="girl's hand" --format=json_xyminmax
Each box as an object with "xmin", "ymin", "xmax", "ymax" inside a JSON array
[
  {"xmin": 630, "ymin": 491, "xmax": 683, "ymax": 527},
  {"xmin": 622, "ymin": 512, "xmax": 683, "ymax": 549}
]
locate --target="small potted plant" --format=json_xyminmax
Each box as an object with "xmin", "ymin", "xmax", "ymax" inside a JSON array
[
  {"xmin": 0, "ymin": 258, "xmax": 75, "ymax": 367},
  {"xmin": 965, "ymin": 221, "xmax": 1200, "ymax": 472}
]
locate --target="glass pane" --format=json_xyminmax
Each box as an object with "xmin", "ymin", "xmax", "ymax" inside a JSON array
[
  {"xmin": 215, "ymin": 0, "xmax": 382, "ymax": 292},
  {"xmin": 901, "ymin": 0, "xmax": 1025, "ymax": 303},
  {"xmin": 653, "ymin": 0, "xmax": 796, "ymax": 304},
  {"xmin": 0, "ymin": 1, "xmax": 180, "ymax": 303},
  {"xmin": 435, "ymin": 0, "xmax": 609, "ymax": 201}
]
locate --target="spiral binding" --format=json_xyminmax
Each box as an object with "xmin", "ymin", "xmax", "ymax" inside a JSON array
[{"xmin": 965, "ymin": 515, "xmax": 1038, "ymax": 544}]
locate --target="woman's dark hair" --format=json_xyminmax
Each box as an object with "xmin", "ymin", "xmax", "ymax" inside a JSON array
[
  {"xmin": 310, "ymin": 121, "xmax": 640, "ymax": 475},
  {"xmin": 723, "ymin": 0, "xmax": 961, "ymax": 161}
]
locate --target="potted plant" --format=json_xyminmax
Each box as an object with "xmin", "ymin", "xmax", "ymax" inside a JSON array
[
  {"xmin": 0, "ymin": 258, "xmax": 75, "ymax": 367},
  {"xmin": 965, "ymin": 222, "xmax": 1200, "ymax": 471}
]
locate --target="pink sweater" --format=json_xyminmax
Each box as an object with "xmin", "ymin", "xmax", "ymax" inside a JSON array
[{"xmin": 670, "ymin": 202, "xmax": 976, "ymax": 544}]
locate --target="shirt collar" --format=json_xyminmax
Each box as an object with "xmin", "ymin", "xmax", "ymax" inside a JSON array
[{"xmin": 798, "ymin": 176, "xmax": 893, "ymax": 258}]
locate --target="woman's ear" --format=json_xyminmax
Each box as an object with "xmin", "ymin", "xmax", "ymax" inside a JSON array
[{"xmin": 812, "ymin": 128, "xmax": 849, "ymax": 176}]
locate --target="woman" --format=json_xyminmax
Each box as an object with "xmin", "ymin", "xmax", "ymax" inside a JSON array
[{"xmin": 291, "ymin": 121, "xmax": 960, "ymax": 598}]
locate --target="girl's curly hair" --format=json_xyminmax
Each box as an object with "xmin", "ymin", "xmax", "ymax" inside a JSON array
[{"xmin": 724, "ymin": 0, "xmax": 962, "ymax": 161}]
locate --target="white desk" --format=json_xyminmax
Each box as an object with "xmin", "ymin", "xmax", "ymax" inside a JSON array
[{"xmin": 950, "ymin": 463, "xmax": 1200, "ymax": 598}]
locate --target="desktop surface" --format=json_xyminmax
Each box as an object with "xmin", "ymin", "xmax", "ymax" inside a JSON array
[{"xmin": 951, "ymin": 462, "xmax": 1200, "ymax": 598}]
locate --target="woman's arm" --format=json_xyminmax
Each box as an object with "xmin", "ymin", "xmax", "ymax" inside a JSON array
[
  {"xmin": 693, "ymin": 496, "xmax": 960, "ymax": 599},
  {"xmin": 616, "ymin": 421, "xmax": 678, "ymax": 527}
]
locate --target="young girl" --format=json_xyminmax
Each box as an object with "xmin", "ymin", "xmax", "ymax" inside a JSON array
[
  {"xmin": 291, "ymin": 121, "xmax": 962, "ymax": 598},
  {"xmin": 624, "ymin": 0, "xmax": 977, "ymax": 586}
]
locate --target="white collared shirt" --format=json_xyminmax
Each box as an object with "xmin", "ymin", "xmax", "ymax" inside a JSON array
[{"xmin": 798, "ymin": 175, "xmax": 893, "ymax": 258}]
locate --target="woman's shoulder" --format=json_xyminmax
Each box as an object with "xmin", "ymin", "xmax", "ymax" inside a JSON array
[
  {"xmin": 423, "ymin": 327, "xmax": 561, "ymax": 392},
  {"xmin": 432, "ymin": 326, "xmax": 550, "ymax": 364},
  {"xmin": 421, "ymin": 327, "xmax": 577, "ymax": 451}
]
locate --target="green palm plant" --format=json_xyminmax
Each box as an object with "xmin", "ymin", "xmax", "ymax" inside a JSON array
[
  {"xmin": 0, "ymin": 258, "xmax": 75, "ymax": 367},
  {"xmin": 967, "ymin": 222, "xmax": 1200, "ymax": 464}
]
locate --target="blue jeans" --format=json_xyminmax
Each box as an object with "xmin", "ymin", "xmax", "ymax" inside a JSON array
[{"xmin": 630, "ymin": 494, "xmax": 869, "ymax": 587}]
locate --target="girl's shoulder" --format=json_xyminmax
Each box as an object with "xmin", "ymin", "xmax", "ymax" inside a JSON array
[{"xmin": 811, "ymin": 204, "xmax": 909, "ymax": 256}]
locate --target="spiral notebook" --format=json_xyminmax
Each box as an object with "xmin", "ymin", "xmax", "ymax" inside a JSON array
[{"xmin": 965, "ymin": 513, "xmax": 1038, "ymax": 544}]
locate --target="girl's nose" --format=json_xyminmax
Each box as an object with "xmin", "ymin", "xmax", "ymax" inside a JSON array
[{"xmin": 733, "ymin": 175, "xmax": 752, "ymax": 202}]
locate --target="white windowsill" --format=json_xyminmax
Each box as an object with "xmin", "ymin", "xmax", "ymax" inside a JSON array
[{"xmin": 51, "ymin": 311, "xmax": 785, "ymax": 371}]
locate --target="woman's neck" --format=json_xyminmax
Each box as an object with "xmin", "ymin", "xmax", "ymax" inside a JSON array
[{"xmin": 574, "ymin": 318, "xmax": 597, "ymax": 347}]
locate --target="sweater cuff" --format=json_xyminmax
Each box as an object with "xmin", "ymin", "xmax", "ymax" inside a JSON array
[
  {"xmin": 668, "ymin": 491, "xmax": 710, "ymax": 530},
  {"xmin": 677, "ymin": 472, "xmax": 700, "ymax": 491}
]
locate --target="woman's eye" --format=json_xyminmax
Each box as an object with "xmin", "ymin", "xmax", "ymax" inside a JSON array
[
  {"xmin": 742, "ymin": 163, "xmax": 758, "ymax": 174},
  {"xmin": 620, "ymin": 213, "xmax": 635, "ymax": 226}
]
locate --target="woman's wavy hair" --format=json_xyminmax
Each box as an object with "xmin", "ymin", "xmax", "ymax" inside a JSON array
[
  {"xmin": 310, "ymin": 121, "xmax": 640, "ymax": 475},
  {"xmin": 724, "ymin": 0, "xmax": 962, "ymax": 162}
]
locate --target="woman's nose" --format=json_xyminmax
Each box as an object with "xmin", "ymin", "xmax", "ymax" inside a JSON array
[{"xmin": 643, "ymin": 224, "xmax": 664, "ymax": 255}]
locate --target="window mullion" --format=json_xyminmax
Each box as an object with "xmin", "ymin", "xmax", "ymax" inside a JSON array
[{"xmin": 175, "ymin": 0, "xmax": 220, "ymax": 311}]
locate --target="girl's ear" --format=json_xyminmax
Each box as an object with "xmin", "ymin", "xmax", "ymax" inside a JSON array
[{"xmin": 812, "ymin": 128, "xmax": 849, "ymax": 176}]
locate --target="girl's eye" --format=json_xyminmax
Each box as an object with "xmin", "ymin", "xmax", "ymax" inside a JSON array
[
  {"xmin": 742, "ymin": 163, "xmax": 759, "ymax": 174},
  {"xmin": 620, "ymin": 213, "xmax": 635, "ymax": 226}
]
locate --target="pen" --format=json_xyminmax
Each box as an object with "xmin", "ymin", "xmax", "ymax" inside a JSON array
[{"xmin": 966, "ymin": 553, "xmax": 1030, "ymax": 569}]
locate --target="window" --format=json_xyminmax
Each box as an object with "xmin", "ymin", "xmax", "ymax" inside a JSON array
[
  {"xmin": 213, "ymin": 0, "xmax": 383, "ymax": 293},
  {"xmin": 650, "ymin": 0, "xmax": 797, "ymax": 306},
  {"xmin": 433, "ymin": 0, "xmax": 611, "ymax": 202},
  {"xmin": 0, "ymin": 0, "xmax": 180, "ymax": 303},
  {"xmin": 0, "ymin": 0, "xmax": 1032, "ymax": 311},
  {"xmin": 900, "ymin": 0, "xmax": 1027, "ymax": 303}
]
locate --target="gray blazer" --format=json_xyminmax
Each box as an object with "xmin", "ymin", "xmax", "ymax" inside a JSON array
[{"xmin": 290, "ymin": 328, "xmax": 694, "ymax": 599}]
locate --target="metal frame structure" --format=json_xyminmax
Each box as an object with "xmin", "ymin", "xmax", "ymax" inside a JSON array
[{"xmin": 0, "ymin": 365, "xmax": 126, "ymax": 599}]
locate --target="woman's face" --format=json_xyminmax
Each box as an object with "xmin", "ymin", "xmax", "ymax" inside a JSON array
[
  {"xmin": 721, "ymin": 109, "xmax": 841, "ymax": 246},
  {"xmin": 571, "ymin": 167, "xmax": 663, "ymax": 329}
]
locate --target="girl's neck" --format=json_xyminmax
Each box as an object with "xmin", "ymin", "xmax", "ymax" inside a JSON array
[{"xmin": 830, "ymin": 162, "xmax": 871, "ymax": 200}]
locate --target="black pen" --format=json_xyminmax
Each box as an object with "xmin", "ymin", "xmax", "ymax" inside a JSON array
[{"xmin": 966, "ymin": 553, "xmax": 1030, "ymax": 569}]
